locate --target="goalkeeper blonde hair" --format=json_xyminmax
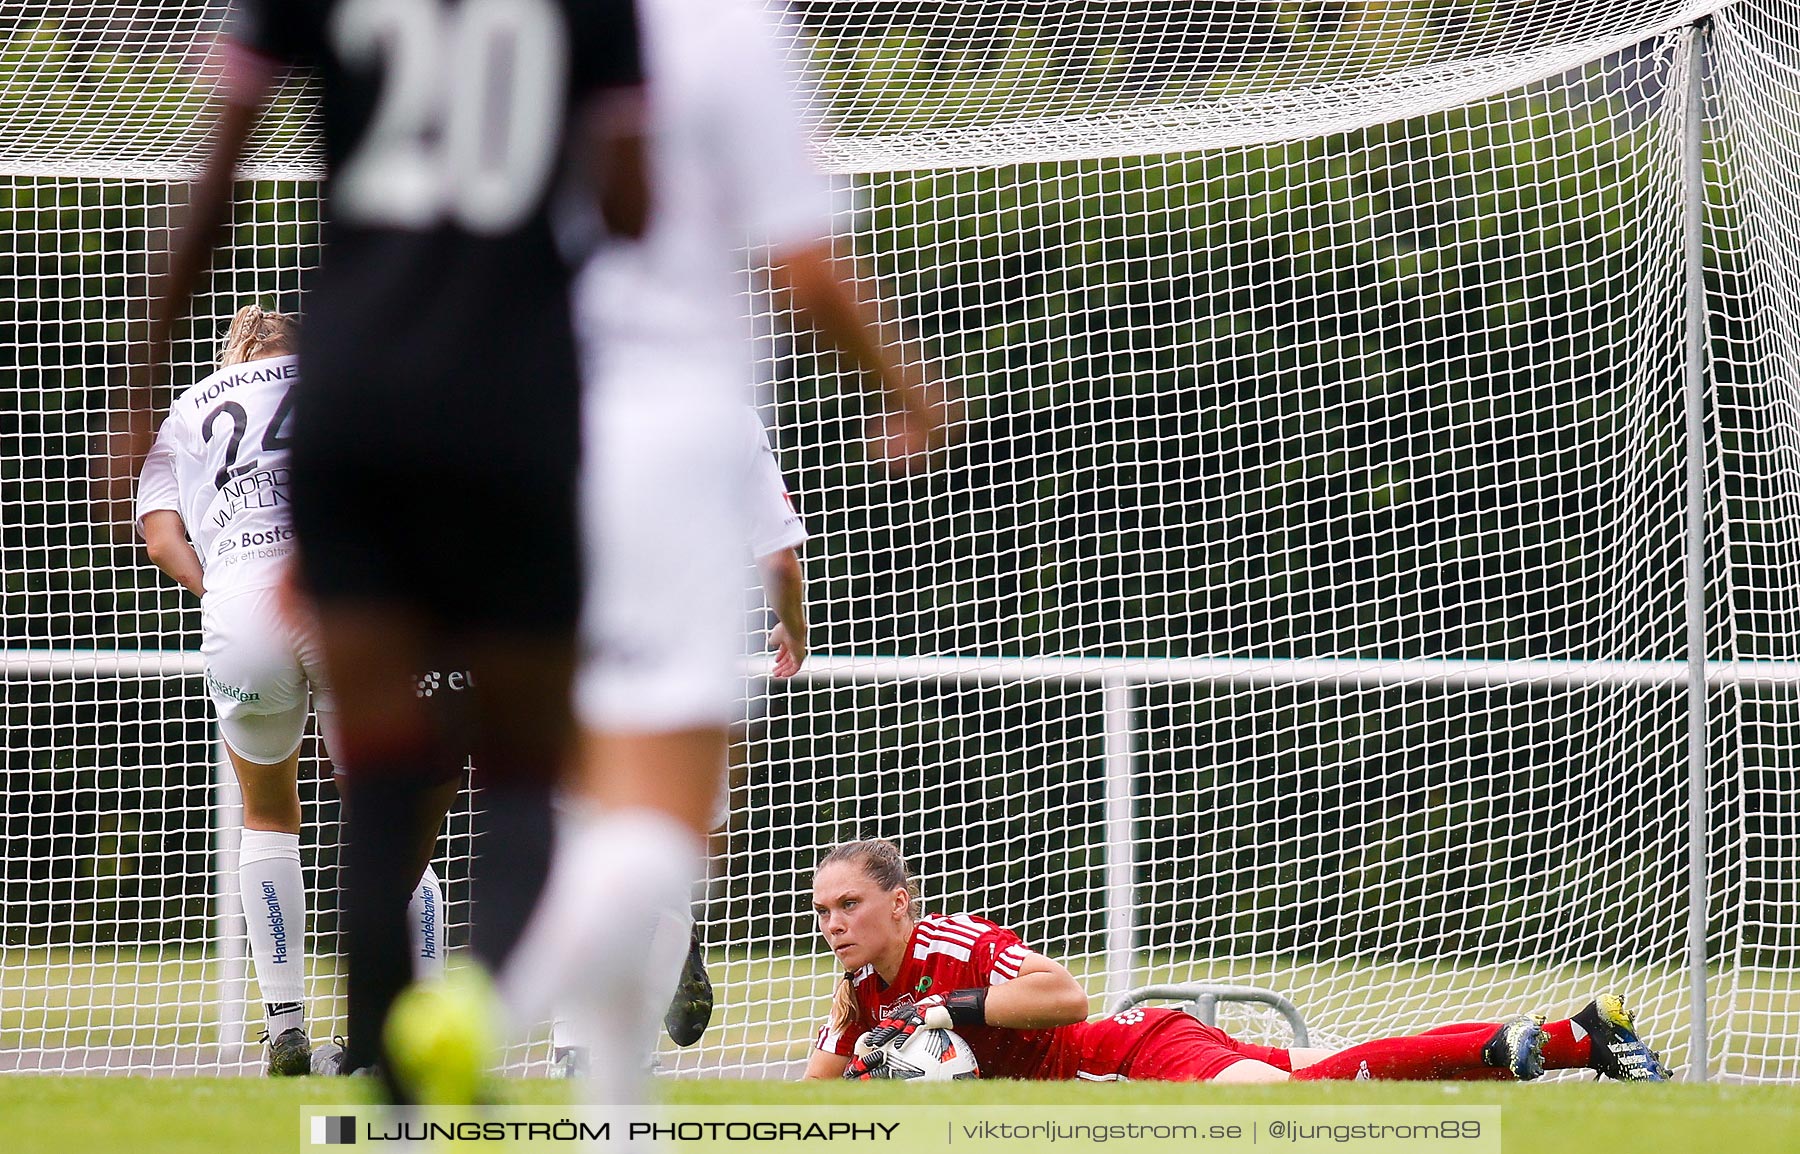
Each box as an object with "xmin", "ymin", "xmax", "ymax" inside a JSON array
[
  {"xmin": 217, "ymin": 304, "xmax": 299, "ymax": 367},
  {"xmin": 818, "ymin": 840, "xmax": 918, "ymax": 1039}
]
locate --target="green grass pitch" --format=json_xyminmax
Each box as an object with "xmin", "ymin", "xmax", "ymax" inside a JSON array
[
  {"xmin": 8, "ymin": 948, "xmax": 1800, "ymax": 1152},
  {"xmin": 3, "ymin": 1076, "xmax": 1798, "ymax": 1154},
  {"xmin": 16, "ymin": 946, "xmax": 1800, "ymax": 1079}
]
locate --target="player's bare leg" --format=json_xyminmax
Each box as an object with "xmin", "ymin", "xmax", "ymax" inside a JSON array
[
  {"xmin": 312, "ymin": 604, "xmax": 439, "ymax": 1093},
  {"xmin": 1197, "ymin": 1046, "xmax": 1334, "ymax": 1083},
  {"xmin": 1211, "ymin": 1058, "xmax": 1294, "ymax": 1083},
  {"xmin": 307, "ymin": 720, "xmax": 463, "ymax": 1080},
  {"xmin": 587, "ymin": 728, "xmax": 726, "ymax": 831},
  {"xmin": 456, "ymin": 634, "xmax": 577, "ymax": 972},
  {"xmin": 376, "ymin": 633, "xmax": 580, "ymax": 1104},
  {"xmin": 232, "ymin": 748, "xmax": 302, "ymax": 835}
]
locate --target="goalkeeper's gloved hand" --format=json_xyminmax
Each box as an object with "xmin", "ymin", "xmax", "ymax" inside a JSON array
[
  {"xmin": 841, "ymin": 1050, "xmax": 884, "ymax": 1079},
  {"xmin": 842, "ymin": 990, "xmax": 993, "ymax": 1080},
  {"xmin": 853, "ymin": 1004, "xmax": 926, "ymax": 1056},
  {"xmin": 912, "ymin": 995, "xmax": 954, "ymax": 1031}
]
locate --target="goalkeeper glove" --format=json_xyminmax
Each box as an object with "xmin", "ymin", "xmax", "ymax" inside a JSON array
[
  {"xmin": 857, "ymin": 990, "xmax": 989, "ymax": 1047},
  {"xmin": 853, "ymin": 1005, "xmax": 925, "ymax": 1057},
  {"xmin": 842, "ymin": 1050, "xmax": 888, "ymax": 1079},
  {"xmin": 843, "ymin": 990, "xmax": 992, "ymax": 1080}
]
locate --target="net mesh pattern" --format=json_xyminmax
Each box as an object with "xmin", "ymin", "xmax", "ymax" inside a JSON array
[{"xmin": 1, "ymin": 0, "xmax": 1798, "ymax": 1082}]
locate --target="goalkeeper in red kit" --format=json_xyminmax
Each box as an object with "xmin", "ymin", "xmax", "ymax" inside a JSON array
[{"xmin": 805, "ymin": 841, "xmax": 1669, "ymax": 1084}]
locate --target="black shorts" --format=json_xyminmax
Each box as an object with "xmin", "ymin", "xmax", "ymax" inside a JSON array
[{"xmin": 287, "ymin": 333, "xmax": 583, "ymax": 637}]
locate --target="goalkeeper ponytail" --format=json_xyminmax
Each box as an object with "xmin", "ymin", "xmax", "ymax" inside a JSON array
[
  {"xmin": 818, "ymin": 839, "xmax": 919, "ymax": 1039},
  {"xmin": 829, "ymin": 971, "xmax": 862, "ymax": 1039}
]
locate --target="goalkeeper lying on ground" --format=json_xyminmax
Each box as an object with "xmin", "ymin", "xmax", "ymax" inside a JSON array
[{"xmin": 804, "ymin": 840, "xmax": 1668, "ymax": 1083}]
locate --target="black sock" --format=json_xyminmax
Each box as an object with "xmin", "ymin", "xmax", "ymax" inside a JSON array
[
  {"xmin": 340, "ymin": 770, "xmax": 438, "ymax": 1100},
  {"xmin": 468, "ymin": 778, "xmax": 555, "ymax": 972}
]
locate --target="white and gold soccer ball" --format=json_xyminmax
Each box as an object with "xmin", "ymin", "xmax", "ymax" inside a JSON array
[{"xmin": 866, "ymin": 1027, "xmax": 981, "ymax": 1081}]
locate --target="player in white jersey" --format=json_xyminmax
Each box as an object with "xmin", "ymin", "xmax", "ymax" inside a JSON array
[
  {"xmin": 550, "ymin": 406, "xmax": 811, "ymax": 1072},
  {"xmin": 742, "ymin": 408, "xmax": 810, "ymax": 680},
  {"xmin": 136, "ymin": 306, "xmax": 446, "ymax": 1076},
  {"xmin": 677, "ymin": 408, "xmax": 811, "ymax": 1033},
  {"xmin": 490, "ymin": 0, "xmax": 945, "ymax": 1102}
]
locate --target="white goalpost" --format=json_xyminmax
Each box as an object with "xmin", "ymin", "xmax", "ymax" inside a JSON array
[{"xmin": 4, "ymin": 0, "xmax": 1800, "ymax": 1083}]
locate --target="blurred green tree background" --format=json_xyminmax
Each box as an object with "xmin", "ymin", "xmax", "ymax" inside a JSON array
[{"xmin": 1, "ymin": 7, "xmax": 1786, "ymax": 977}]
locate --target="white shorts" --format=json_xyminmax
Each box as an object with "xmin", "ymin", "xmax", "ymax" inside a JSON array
[
  {"xmin": 201, "ymin": 584, "xmax": 335, "ymax": 764},
  {"xmin": 576, "ymin": 395, "xmax": 746, "ymax": 732}
]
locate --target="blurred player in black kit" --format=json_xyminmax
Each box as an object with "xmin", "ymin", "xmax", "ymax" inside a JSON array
[{"xmin": 111, "ymin": 0, "xmax": 650, "ymax": 1097}]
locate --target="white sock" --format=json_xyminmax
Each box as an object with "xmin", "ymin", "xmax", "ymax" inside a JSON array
[
  {"xmin": 239, "ymin": 829, "xmax": 306, "ymax": 1036},
  {"xmin": 408, "ymin": 865, "xmax": 446, "ymax": 980},
  {"xmin": 642, "ymin": 901, "xmax": 694, "ymax": 1034},
  {"xmin": 498, "ymin": 806, "xmax": 701, "ymax": 1100},
  {"xmin": 550, "ymin": 900, "xmax": 692, "ymax": 1058}
]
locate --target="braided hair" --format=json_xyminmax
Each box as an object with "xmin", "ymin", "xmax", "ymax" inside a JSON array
[{"xmin": 217, "ymin": 304, "xmax": 299, "ymax": 367}]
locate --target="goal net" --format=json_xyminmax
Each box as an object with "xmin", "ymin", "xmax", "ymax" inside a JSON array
[{"xmin": 3, "ymin": 0, "xmax": 1799, "ymax": 1082}]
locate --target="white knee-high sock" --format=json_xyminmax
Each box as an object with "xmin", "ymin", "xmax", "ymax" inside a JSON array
[
  {"xmin": 550, "ymin": 899, "xmax": 693, "ymax": 1058},
  {"xmin": 498, "ymin": 806, "xmax": 701, "ymax": 1100},
  {"xmin": 580, "ymin": 878, "xmax": 695, "ymax": 1105},
  {"xmin": 239, "ymin": 829, "xmax": 306, "ymax": 1035},
  {"xmin": 641, "ymin": 900, "xmax": 694, "ymax": 1035},
  {"xmin": 408, "ymin": 865, "xmax": 446, "ymax": 980}
]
